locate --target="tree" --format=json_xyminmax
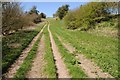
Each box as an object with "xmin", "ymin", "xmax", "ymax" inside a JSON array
[
  {"xmin": 53, "ymin": 13, "xmax": 57, "ymax": 18},
  {"xmin": 55, "ymin": 4, "xmax": 69, "ymax": 19},
  {"xmin": 29, "ymin": 6, "xmax": 39, "ymax": 15},
  {"xmin": 27, "ymin": 6, "xmax": 42, "ymax": 24},
  {"xmin": 40, "ymin": 12, "xmax": 46, "ymax": 18}
]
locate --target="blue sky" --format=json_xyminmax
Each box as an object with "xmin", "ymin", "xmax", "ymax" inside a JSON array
[{"xmin": 21, "ymin": 2, "xmax": 87, "ymax": 17}]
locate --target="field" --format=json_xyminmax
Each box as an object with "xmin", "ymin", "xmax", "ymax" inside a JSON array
[
  {"xmin": 2, "ymin": 2, "xmax": 119, "ymax": 79},
  {"xmin": 49, "ymin": 18, "xmax": 118, "ymax": 77},
  {"xmin": 2, "ymin": 18, "xmax": 118, "ymax": 79}
]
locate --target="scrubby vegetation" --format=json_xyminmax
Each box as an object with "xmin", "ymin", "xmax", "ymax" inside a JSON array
[
  {"xmin": 2, "ymin": 2, "xmax": 46, "ymax": 35},
  {"xmin": 2, "ymin": 2, "xmax": 27, "ymax": 35},
  {"xmin": 88, "ymin": 17, "xmax": 118, "ymax": 38},
  {"xmin": 64, "ymin": 2, "xmax": 118, "ymax": 30}
]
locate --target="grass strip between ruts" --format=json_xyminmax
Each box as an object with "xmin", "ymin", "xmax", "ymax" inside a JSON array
[
  {"xmin": 43, "ymin": 25, "xmax": 57, "ymax": 78},
  {"xmin": 50, "ymin": 27, "xmax": 87, "ymax": 78}
]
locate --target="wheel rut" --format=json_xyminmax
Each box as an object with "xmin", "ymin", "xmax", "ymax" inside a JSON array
[
  {"xmin": 4, "ymin": 24, "xmax": 47, "ymax": 78},
  {"xmin": 26, "ymin": 35, "xmax": 46, "ymax": 78},
  {"xmin": 57, "ymin": 35, "xmax": 114, "ymax": 78},
  {"xmin": 48, "ymin": 24, "xmax": 70, "ymax": 78}
]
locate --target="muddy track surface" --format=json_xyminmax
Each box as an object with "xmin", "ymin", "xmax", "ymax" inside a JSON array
[
  {"xmin": 4, "ymin": 24, "xmax": 47, "ymax": 78},
  {"xmin": 48, "ymin": 24, "xmax": 70, "ymax": 78},
  {"xmin": 26, "ymin": 35, "xmax": 46, "ymax": 78},
  {"xmin": 57, "ymin": 35, "xmax": 113, "ymax": 78}
]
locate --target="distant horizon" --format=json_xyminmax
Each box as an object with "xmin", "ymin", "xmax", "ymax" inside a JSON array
[{"xmin": 21, "ymin": 2, "xmax": 87, "ymax": 17}]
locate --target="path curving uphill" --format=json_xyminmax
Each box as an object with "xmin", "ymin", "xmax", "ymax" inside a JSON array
[
  {"xmin": 4, "ymin": 24, "xmax": 47, "ymax": 78},
  {"xmin": 48, "ymin": 23, "xmax": 70, "ymax": 78}
]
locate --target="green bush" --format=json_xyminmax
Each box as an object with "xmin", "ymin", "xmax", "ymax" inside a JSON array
[{"xmin": 64, "ymin": 2, "xmax": 117, "ymax": 30}]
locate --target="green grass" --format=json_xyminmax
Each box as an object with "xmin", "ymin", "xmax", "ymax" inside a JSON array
[
  {"xmin": 88, "ymin": 18, "xmax": 118, "ymax": 38},
  {"xmin": 2, "ymin": 23, "xmax": 45, "ymax": 74},
  {"xmin": 48, "ymin": 19, "xmax": 118, "ymax": 77},
  {"xmin": 49, "ymin": 20, "xmax": 87, "ymax": 78},
  {"xmin": 43, "ymin": 24, "xmax": 57, "ymax": 78},
  {"xmin": 53, "ymin": 33, "xmax": 87, "ymax": 78},
  {"xmin": 13, "ymin": 28, "xmax": 44, "ymax": 79}
]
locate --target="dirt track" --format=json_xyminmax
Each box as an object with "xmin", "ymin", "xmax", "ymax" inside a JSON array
[
  {"xmin": 57, "ymin": 35, "xmax": 113, "ymax": 78},
  {"xmin": 4, "ymin": 24, "xmax": 47, "ymax": 78},
  {"xmin": 26, "ymin": 35, "xmax": 46, "ymax": 78},
  {"xmin": 48, "ymin": 24, "xmax": 70, "ymax": 78},
  {"xmin": 4, "ymin": 21, "xmax": 114, "ymax": 78}
]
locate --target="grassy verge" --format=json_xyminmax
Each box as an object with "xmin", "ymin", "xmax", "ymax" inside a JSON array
[
  {"xmin": 13, "ymin": 28, "xmax": 44, "ymax": 79},
  {"xmin": 43, "ymin": 25, "xmax": 56, "ymax": 78},
  {"xmin": 2, "ymin": 23, "xmax": 45, "ymax": 74},
  {"xmin": 49, "ymin": 22, "xmax": 87, "ymax": 78},
  {"xmin": 49, "ymin": 19, "xmax": 118, "ymax": 77},
  {"xmin": 88, "ymin": 18, "xmax": 118, "ymax": 38}
]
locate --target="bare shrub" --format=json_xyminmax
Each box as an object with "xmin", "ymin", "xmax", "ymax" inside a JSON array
[{"xmin": 2, "ymin": 2, "xmax": 29, "ymax": 35}]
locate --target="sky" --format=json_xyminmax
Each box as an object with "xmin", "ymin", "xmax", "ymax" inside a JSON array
[{"xmin": 21, "ymin": 2, "xmax": 87, "ymax": 17}]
